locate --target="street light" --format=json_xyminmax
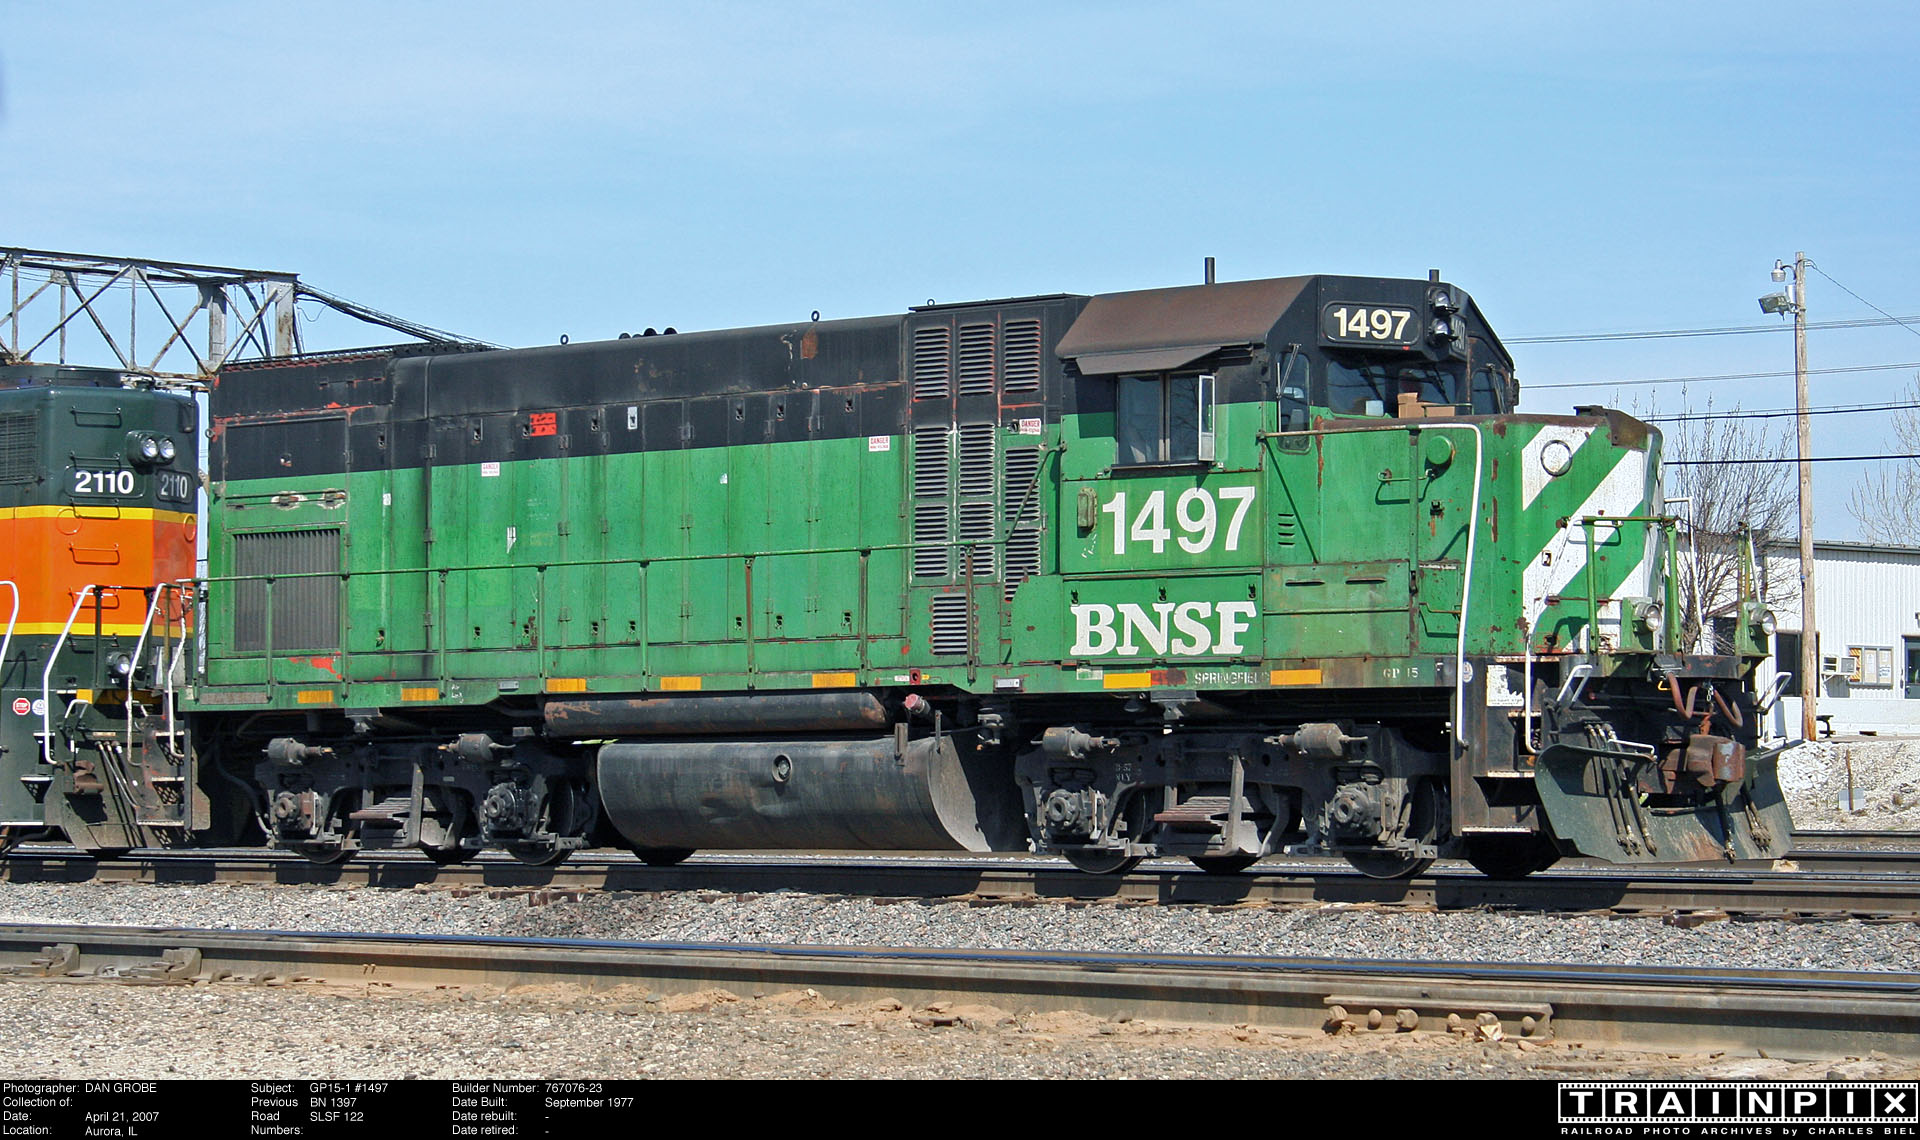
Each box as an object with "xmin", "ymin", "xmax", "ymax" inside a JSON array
[{"xmin": 1759, "ymin": 253, "xmax": 1816, "ymax": 741}]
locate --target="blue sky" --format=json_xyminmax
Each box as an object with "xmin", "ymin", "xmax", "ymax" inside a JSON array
[{"xmin": 3, "ymin": 2, "xmax": 1915, "ymax": 537}]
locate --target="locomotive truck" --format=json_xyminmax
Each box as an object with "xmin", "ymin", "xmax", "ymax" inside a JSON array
[{"xmin": 4, "ymin": 272, "xmax": 1794, "ymax": 875}]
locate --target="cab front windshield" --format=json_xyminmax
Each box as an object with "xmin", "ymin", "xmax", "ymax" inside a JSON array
[{"xmin": 1325, "ymin": 355, "xmax": 1469, "ymax": 416}]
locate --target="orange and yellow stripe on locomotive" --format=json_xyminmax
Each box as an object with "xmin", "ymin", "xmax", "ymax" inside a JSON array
[{"xmin": 1, "ymin": 504, "xmax": 197, "ymax": 635}]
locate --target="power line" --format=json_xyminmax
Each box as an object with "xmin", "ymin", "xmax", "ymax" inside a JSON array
[
  {"xmin": 1806, "ymin": 264, "xmax": 1920, "ymax": 343},
  {"xmin": 1532, "ymin": 360, "xmax": 1920, "ymax": 391},
  {"xmin": 1645, "ymin": 400, "xmax": 1920, "ymax": 424},
  {"xmin": 1511, "ymin": 312, "xmax": 1920, "ymax": 344},
  {"xmin": 1666, "ymin": 453, "xmax": 1920, "ymax": 466}
]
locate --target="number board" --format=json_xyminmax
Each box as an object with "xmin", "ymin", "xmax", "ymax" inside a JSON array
[
  {"xmin": 71, "ymin": 467, "xmax": 138, "ymax": 498},
  {"xmin": 155, "ymin": 470, "xmax": 195, "ymax": 503},
  {"xmin": 1321, "ymin": 303, "xmax": 1419, "ymax": 347}
]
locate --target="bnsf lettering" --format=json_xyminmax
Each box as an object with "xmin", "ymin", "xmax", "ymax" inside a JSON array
[
  {"xmin": 1070, "ymin": 601, "xmax": 1258, "ymax": 657},
  {"xmin": 1099, "ymin": 486, "xmax": 1257, "ymax": 556}
]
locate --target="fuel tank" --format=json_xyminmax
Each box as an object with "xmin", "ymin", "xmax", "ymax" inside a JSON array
[{"xmin": 596, "ymin": 735, "xmax": 1025, "ymax": 852}]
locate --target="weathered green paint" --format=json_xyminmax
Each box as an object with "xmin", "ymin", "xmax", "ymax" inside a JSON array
[{"xmin": 192, "ymin": 398, "xmax": 1684, "ymax": 713}]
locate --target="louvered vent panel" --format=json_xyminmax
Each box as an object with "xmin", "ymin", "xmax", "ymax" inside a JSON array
[
  {"xmin": 957, "ymin": 323, "xmax": 996, "ymax": 395},
  {"xmin": 232, "ymin": 529, "xmax": 341, "ymax": 651},
  {"xmin": 1275, "ymin": 513, "xmax": 1299, "ymax": 547},
  {"xmin": 957, "ymin": 501, "xmax": 997, "ymax": 579},
  {"xmin": 911, "ymin": 427, "xmax": 952, "ymax": 578},
  {"xmin": 913, "ymin": 505, "xmax": 951, "ymax": 578},
  {"xmin": 0, "ymin": 413, "xmax": 37, "ymax": 483},
  {"xmin": 1002, "ymin": 445, "xmax": 1043, "ymax": 601},
  {"xmin": 956, "ymin": 424, "xmax": 996, "ymax": 497},
  {"xmin": 1002, "ymin": 447, "xmax": 1041, "ymax": 523},
  {"xmin": 912, "ymin": 326, "xmax": 952, "ymax": 400},
  {"xmin": 929, "ymin": 594, "xmax": 970, "ymax": 656},
  {"xmin": 911, "ymin": 426, "xmax": 951, "ymax": 498},
  {"xmin": 1002, "ymin": 319, "xmax": 1042, "ymax": 393},
  {"xmin": 1004, "ymin": 531, "xmax": 1042, "ymax": 602}
]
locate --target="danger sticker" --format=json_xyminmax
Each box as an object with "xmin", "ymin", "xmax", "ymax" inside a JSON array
[
  {"xmin": 10, "ymin": 697, "xmax": 28, "ymax": 716},
  {"xmin": 1017, "ymin": 418, "xmax": 1043, "ymax": 435},
  {"xmin": 868, "ymin": 435, "xmax": 892, "ymax": 452}
]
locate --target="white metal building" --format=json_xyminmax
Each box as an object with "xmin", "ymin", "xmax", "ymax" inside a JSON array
[{"xmin": 1758, "ymin": 540, "xmax": 1920, "ymax": 738}]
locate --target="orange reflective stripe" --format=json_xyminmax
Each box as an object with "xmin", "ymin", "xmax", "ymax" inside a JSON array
[{"xmin": 1, "ymin": 508, "xmax": 196, "ymax": 631}]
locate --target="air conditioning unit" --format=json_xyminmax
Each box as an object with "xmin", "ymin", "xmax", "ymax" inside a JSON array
[{"xmin": 1821, "ymin": 654, "xmax": 1845, "ymax": 678}]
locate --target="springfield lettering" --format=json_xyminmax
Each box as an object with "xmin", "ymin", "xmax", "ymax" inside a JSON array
[{"xmin": 1070, "ymin": 601, "xmax": 1257, "ymax": 657}]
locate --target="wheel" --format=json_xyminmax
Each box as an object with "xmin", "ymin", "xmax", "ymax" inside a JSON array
[
  {"xmin": 422, "ymin": 845, "xmax": 469, "ymax": 866},
  {"xmin": 1340, "ymin": 777, "xmax": 1441, "ymax": 880},
  {"xmin": 1062, "ymin": 849, "xmax": 1143, "ymax": 875},
  {"xmin": 1463, "ymin": 834, "xmax": 1561, "ymax": 879},
  {"xmin": 508, "ymin": 842, "xmax": 570, "ymax": 867},
  {"xmin": 1342, "ymin": 851, "xmax": 1435, "ymax": 879},
  {"xmin": 1189, "ymin": 854, "xmax": 1259, "ymax": 875},
  {"xmin": 299, "ymin": 844, "xmax": 352, "ymax": 865},
  {"xmin": 633, "ymin": 846, "xmax": 695, "ymax": 867},
  {"xmin": 81, "ymin": 847, "xmax": 131, "ymax": 861}
]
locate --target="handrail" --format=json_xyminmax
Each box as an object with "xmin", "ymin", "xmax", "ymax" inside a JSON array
[
  {"xmin": 1566, "ymin": 512, "xmax": 1686, "ymax": 654},
  {"xmin": 0, "ymin": 579, "xmax": 18, "ymax": 686},
  {"xmin": 1422, "ymin": 424, "xmax": 1484, "ymax": 757},
  {"xmin": 40, "ymin": 585, "xmax": 100, "ymax": 764},
  {"xmin": 126, "ymin": 582, "xmax": 191, "ymax": 761}
]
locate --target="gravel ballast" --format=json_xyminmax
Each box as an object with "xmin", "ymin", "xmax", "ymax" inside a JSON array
[{"xmin": 0, "ymin": 740, "xmax": 1913, "ymax": 1079}]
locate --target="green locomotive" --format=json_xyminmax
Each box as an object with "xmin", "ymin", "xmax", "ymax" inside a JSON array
[{"xmin": 177, "ymin": 272, "xmax": 1790, "ymax": 875}]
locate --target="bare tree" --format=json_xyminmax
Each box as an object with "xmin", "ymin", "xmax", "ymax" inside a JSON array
[
  {"xmin": 1847, "ymin": 374, "xmax": 1920, "ymax": 543},
  {"xmin": 1651, "ymin": 397, "xmax": 1799, "ymax": 653}
]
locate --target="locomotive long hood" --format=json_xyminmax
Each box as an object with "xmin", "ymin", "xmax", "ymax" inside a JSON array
[{"xmin": 1054, "ymin": 277, "xmax": 1310, "ymax": 374}]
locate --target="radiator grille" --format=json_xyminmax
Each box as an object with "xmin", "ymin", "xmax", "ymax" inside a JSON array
[
  {"xmin": 232, "ymin": 529, "xmax": 341, "ymax": 651},
  {"xmin": 0, "ymin": 413, "xmax": 36, "ymax": 483}
]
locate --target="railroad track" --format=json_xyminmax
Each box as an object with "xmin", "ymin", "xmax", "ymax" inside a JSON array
[
  {"xmin": 6, "ymin": 842, "xmax": 1920, "ymax": 919},
  {"xmin": 0, "ymin": 921, "xmax": 1914, "ymax": 1059}
]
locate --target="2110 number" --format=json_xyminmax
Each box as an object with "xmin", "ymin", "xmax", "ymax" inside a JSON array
[{"xmin": 1100, "ymin": 486, "xmax": 1256, "ymax": 555}]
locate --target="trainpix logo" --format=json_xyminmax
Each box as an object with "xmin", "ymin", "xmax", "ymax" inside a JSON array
[{"xmin": 1559, "ymin": 1083, "xmax": 1917, "ymax": 1136}]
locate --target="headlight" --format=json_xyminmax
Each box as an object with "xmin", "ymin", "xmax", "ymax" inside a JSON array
[
  {"xmin": 157, "ymin": 437, "xmax": 177, "ymax": 463},
  {"xmin": 138, "ymin": 435, "xmax": 161, "ymax": 461},
  {"xmin": 1757, "ymin": 608, "xmax": 1777, "ymax": 637},
  {"xmin": 1634, "ymin": 601, "xmax": 1664, "ymax": 633}
]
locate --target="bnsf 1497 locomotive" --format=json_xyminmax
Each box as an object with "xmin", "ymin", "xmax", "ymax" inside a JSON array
[{"xmin": 4, "ymin": 272, "xmax": 1793, "ymax": 875}]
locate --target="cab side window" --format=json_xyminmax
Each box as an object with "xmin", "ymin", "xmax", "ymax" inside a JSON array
[{"xmin": 1116, "ymin": 373, "xmax": 1214, "ymax": 465}]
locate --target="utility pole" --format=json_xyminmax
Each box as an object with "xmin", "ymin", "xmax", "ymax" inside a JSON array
[{"xmin": 1790, "ymin": 253, "xmax": 1818, "ymax": 741}]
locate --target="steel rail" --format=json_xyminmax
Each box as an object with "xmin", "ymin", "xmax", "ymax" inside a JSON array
[
  {"xmin": 0, "ymin": 922, "xmax": 1913, "ymax": 1059},
  {"xmin": 6, "ymin": 847, "xmax": 1920, "ymax": 918}
]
